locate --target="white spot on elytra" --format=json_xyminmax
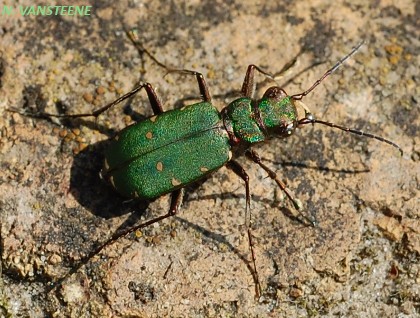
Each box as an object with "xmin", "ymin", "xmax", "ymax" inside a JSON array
[{"xmin": 171, "ymin": 178, "xmax": 181, "ymax": 186}]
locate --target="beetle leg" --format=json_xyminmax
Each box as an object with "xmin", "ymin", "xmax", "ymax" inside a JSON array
[
  {"xmin": 226, "ymin": 160, "xmax": 262, "ymax": 298},
  {"xmin": 92, "ymin": 82, "xmax": 165, "ymax": 117},
  {"xmin": 47, "ymin": 189, "xmax": 184, "ymax": 294},
  {"xmin": 241, "ymin": 53, "xmax": 302, "ymax": 98},
  {"xmin": 192, "ymin": 71, "xmax": 212, "ymax": 102},
  {"xmin": 127, "ymin": 30, "xmax": 212, "ymax": 103},
  {"xmin": 168, "ymin": 188, "xmax": 184, "ymax": 214},
  {"xmin": 245, "ymin": 149, "xmax": 316, "ymax": 226},
  {"xmin": 104, "ymin": 188, "xmax": 184, "ymax": 245},
  {"xmin": 159, "ymin": 68, "xmax": 212, "ymax": 102},
  {"xmin": 166, "ymin": 69, "xmax": 212, "ymax": 102},
  {"xmin": 226, "ymin": 160, "xmax": 251, "ymax": 227},
  {"xmin": 143, "ymin": 83, "xmax": 164, "ymax": 115},
  {"xmin": 9, "ymin": 83, "xmax": 164, "ymax": 119},
  {"xmin": 241, "ymin": 64, "xmax": 273, "ymax": 98}
]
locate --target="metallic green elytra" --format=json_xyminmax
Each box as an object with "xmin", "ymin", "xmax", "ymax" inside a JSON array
[{"xmin": 103, "ymin": 102, "xmax": 231, "ymax": 199}]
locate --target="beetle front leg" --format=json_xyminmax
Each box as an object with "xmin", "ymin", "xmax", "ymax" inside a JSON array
[
  {"xmin": 245, "ymin": 149, "xmax": 316, "ymax": 226},
  {"xmin": 226, "ymin": 160, "xmax": 262, "ymax": 298},
  {"xmin": 241, "ymin": 64, "xmax": 274, "ymax": 98},
  {"xmin": 241, "ymin": 53, "xmax": 301, "ymax": 98}
]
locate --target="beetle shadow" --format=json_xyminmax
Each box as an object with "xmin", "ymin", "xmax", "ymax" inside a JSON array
[
  {"xmin": 67, "ymin": 136, "xmax": 211, "ymax": 232},
  {"xmin": 49, "ymin": 92, "xmax": 153, "ymax": 220},
  {"xmin": 182, "ymin": 159, "xmax": 370, "ymax": 225},
  {"xmin": 173, "ymin": 216, "xmax": 262, "ymax": 296},
  {"xmin": 262, "ymin": 158, "xmax": 370, "ymax": 174},
  {"xmin": 185, "ymin": 191, "xmax": 306, "ymax": 225},
  {"xmin": 68, "ymin": 139, "xmax": 150, "ymax": 220}
]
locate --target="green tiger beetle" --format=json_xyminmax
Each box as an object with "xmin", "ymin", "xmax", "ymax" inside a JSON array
[{"xmin": 14, "ymin": 35, "xmax": 403, "ymax": 297}]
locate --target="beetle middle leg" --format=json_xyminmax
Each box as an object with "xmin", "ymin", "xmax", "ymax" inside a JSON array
[
  {"xmin": 226, "ymin": 160, "xmax": 262, "ymax": 298},
  {"xmin": 128, "ymin": 30, "xmax": 212, "ymax": 103}
]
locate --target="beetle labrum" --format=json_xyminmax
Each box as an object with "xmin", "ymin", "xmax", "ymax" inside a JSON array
[{"xmin": 19, "ymin": 38, "xmax": 402, "ymax": 297}]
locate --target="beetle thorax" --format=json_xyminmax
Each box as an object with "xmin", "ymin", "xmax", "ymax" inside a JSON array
[{"xmin": 222, "ymin": 86, "xmax": 298, "ymax": 146}]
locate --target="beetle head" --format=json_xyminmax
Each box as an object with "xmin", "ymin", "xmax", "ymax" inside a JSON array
[{"xmin": 257, "ymin": 86, "xmax": 299, "ymax": 138}]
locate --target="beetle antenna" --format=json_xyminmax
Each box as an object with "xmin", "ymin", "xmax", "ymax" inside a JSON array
[
  {"xmin": 298, "ymin": 117, "xmax": 403, "ymax": 156},
  {"xmin": 291, "ymin": 41, "xmax": 365, "ymax": 101}
]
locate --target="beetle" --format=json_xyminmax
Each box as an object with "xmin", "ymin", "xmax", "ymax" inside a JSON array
[{"xmin": 16, "ymin": 37, "xmax": 402, "ymax": 297}]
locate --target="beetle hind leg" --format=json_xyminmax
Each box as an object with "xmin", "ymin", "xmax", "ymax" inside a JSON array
[{"xmin": 48, "ymin": 189, "xmax": 184, "ymax": 294}]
